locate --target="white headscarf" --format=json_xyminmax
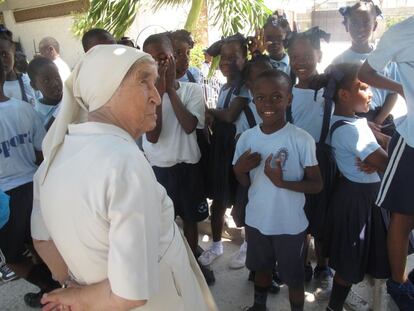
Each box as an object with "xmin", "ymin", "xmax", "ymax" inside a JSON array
[{"xmin": 40, "ymin": 44, "xmax": 153, "ymax": 183}]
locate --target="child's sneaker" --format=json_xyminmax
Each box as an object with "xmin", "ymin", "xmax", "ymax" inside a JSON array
[
  {"xmin": 229, "ymin": 242, "xmax": 247, "ymax": 269},
  {"xmin": 344, "ymin": 288, "xmax": 370, "ymax": 311},
  {"xmin": 386, "ymin": 278, "xmax": 414, "ymax": 311},
  {"xmin": 198, "ymin": 247, "xmax": 223, "ymax": 266},
  {"xmin": 313, "ymin": 266, "xmax": 333, "ymax": 301},
  {"xmin": 0, "ymin": 264, "xmax": 18, "ymax": 282}
]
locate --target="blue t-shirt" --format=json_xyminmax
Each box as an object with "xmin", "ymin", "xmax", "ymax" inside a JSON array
[
  {"xmin": 233, "ymin": 123, "xmax": 318, "ymax": 235},
  {"xmin": 270, "ymin": 53, "xmax": 291, "ymax": 75},
  {"xmin": 291, "ymin": 87, "xmax": 333, "ymax": 143},
  {"xmin": 332, "ymin": 48, "xmax": 399, "ymax": 110},
  {"xmin": 330, "ymin": 115, "xmax": 381, "ymax": 183},
  {"xmin": 0, "ymin": 98, "xmax": 46, "ymax": 191},
  {"xmin": 34, "ymin": 100, "xmax": 60, "ymax": 127}
]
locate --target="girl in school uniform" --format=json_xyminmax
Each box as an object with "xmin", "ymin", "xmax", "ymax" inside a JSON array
[
  {"xmin": 198, "ymin": 34, "xmax": 250, "ymax": 267},
  {"xmin": 332, "ymin": 0, "xmax": 398, "ymax": 136},
  {"xmin": 286, "ymin": 27, "xmax": 334, "ymax": 285},
  {"xmin": 0, "ymin": 28, "xmax": 37, "ymax": 106},
  {"xmin": 325, "ymin": 63, "xmax": 390, "ymax": 311}
]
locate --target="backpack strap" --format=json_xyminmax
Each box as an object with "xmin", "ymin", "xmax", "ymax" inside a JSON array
[
  {"xmin": 186, "ymin": 70, "xmax": 196, "ymax": 83},
  {"xmin": 319, "ymin": 96, "xmax": 333, "ymax": 144},
  {"xmin": 243, "ymin": 105, "xmax": 257, "ymax": 128},
  {"xmin": 223, "ymin": 86, "xmax": 235, "ymax": 109},
  {"xmin": 17, "ymin": 74, "xmax": 28, "ymax": 103},
  {"xmin": 330, "ymin": 119, "xmax": 350, "ymax": 138}
]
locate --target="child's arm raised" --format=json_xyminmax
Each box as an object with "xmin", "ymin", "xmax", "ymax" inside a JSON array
[
  {"xmin": 264, "ymin": 156, "xmax": 323, "ymax": 194},
  {"xmin": 166, "ymin": 56, "xmax": 198, "ymax": 134},
  {"xmin": 208, "ymin": 97, "xmax": 248, "ymax": 123},
  {"xmin": 233, "ymin": 149, "xmax": 261, "ymax": 187},
  {"xmin": 359, "ymin": 61, "xmax": 404, "ymax": 98}
]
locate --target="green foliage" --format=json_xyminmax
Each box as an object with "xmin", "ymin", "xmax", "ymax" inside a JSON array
[
  {"xmin": 385, "ymin": 16, "xmax": 406, "ymax": 29},
  {"xmin": 71, "ymin": 0, "xmax": 140, "ymax": 39},
  {"xmin": 189, "ymin": 44, "xmax": 204, "ymax": 69},
  {"xmin": 211, "ymin": 0, "xmax": 272, "ymax": 37}
]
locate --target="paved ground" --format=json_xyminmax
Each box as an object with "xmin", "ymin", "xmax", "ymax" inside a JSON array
[{"xmin": 1, "ymin": 217, "xmax": 413, "ymax": 310}]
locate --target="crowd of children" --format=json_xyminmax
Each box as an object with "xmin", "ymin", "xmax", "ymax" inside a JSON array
[{"xmin": 0, "ymin": 1, "xmax": 414, "ymax": 311}]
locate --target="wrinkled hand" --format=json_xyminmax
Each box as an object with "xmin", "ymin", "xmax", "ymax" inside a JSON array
[
  {"xmin": 41, "ymin": 287, "xmax": 83, "ymax": 311},
  {"xmin": 247, "ymin": 28, "xmax": 270, "ymax": 55},
  {"xmin": 156, "ymin": 59, "xmax": 168, "ymax": 95},
  {"xmin": 356, "ymin": 157, "xmax": 377, "ymax": 174},
  {"xmin": 264, "ymin": 154, "xmax": 284, "ymax": 187},
  {"xmin": 234, "ymin": 149, "xmax": 261, "ymax": 175},
  {"xmin": 165, "ymin": 55, "xmax": 177, "ymax": 91}
]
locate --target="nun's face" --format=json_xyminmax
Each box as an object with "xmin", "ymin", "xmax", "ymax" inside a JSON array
[{"xmin": 112, "ymin": 61, "xmax": 161, "ymax": 138}]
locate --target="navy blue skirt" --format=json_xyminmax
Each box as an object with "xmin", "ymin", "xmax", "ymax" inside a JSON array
[{"xmin": 324, "ymin": 178, "xmax": 390, "ymax": 284}]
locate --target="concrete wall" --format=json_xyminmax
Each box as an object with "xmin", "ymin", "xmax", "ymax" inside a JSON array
[{"xmin": 3, "ymin": 10, "xmax": 83, "ymax": 68}]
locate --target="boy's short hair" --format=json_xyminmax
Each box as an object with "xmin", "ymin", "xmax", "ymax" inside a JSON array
[
  {"xmin": 82, "ymin": 28, "xmax": 115, "ymax": 52},
  {"xmin": 329, "ymin": 63, "xmax": 361, "ymax": 102},
  {"xmin": 254, "ymin": 69, "xmax": 293, "ymax": 92},
  {"xmin": 170, "ymin": 29, "xmax": 194, "ymax": 49},
  {"xmin": 27, "ymin": 56, "xmax": 56, "ymax": 82},
  {"xmin": 143, "ymin": 32, "xmax": 173, "ymax": 50}
]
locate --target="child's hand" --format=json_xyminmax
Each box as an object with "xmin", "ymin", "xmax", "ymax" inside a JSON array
[
  {"xmin": 156, "ymin": 59, "xmax": 168, "ymax": 95},
  {"xmin": 264, "ymin": 154, "xmax": 284, "ymax": 188},
  {"xmin": 234, "ymin": 149, "xmax": 261, "ymax": 174},
  {"xmin": 356, "ymin": 157, "xmax": 377, "ymax": 174},
  {"xmin": 368, "ymin": 121, "xmax": 381, "ymax": 133},
  {"xmin": 165, "ymin": 55, "xmax": 177, "ymax": 91},
  {"xmin": 205, "ymin": 109, "xmax": 214, "ymax": 127},
  {"xmin": 247, "ymin": 28, "xmax": 270, "ymax": 56}
]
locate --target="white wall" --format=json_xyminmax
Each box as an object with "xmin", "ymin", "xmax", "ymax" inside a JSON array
[{"xmin": 3, "ymin": 10, "xmax": 84, "ymax": 68}]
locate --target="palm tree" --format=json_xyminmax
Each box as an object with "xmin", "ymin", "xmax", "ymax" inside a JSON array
[{"xmin": 72, "ymin": 0, "xmax": 272, "ymax": 39}]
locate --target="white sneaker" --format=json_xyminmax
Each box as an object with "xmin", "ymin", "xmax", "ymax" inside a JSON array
[
  {"xmin": 344, "ymin": 288, "xmax": 371, "ymax": 311},
  {"xmin": 0, "ymin": 264, "xmax": 18, "ymax": 282},
  {"xmin": 228, "ymin": 246, "xmax": 246, "ymax": 269},
  {"xmin": 198, "ymin": 248, "xmax": 223, "ymax": 266}
]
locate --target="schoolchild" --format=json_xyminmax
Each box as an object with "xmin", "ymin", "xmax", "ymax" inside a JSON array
[
  {"xmin": 0, "ymin": 27, "xmax": 37, "ymax": 105},
  {"xmin": 27, "ymin": 57, "xmax": 63, "ymax": 130},
  {"xmin": 142, "ymin": 33, "xmax": 209, "ymax": 272},
  {"xmin": 170, "ymin": 29, "xmax": 203, "ymax": 84},
  {"xmin": 0, "ymin": 58, "xmax": 59, "ymax": 307},
  {"xmin": 286, "ymin": 27, "xmax": 334, "ymax": 285},
  {"xmin": 81, "ymin": 28, "xmax": 116, "ymax": 52},
  {"xmin": 325, "ymin": 63, "xmax": 390, "ymax": 311},
  {"xmin": 233, "ymin": 69, "xmax": 322, "ymax": 311},
  {"xmin": 332, "ymin": 0, "xmax": 399, "ymax": 136},
  {"xmin": 198, "ymin": 34, "xmax": 250, "ymax": 266},
  {"xmin": 359, "ymin": 16, "xmax": 414, "ymax": 311}
]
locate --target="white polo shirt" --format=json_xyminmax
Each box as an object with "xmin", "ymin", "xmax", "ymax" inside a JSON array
[
  {"xmin": 233, "ymin": 123, "xmax": 318, "ymax": 235},
  {"xmin": 367, "ymin": 16, "xmax": 414, "ymax": 147},
  {"xmin": 143, "ymin": 82, "xmax": 205, "ymax": 167}
]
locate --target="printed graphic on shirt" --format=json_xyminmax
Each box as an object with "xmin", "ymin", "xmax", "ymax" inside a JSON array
[
  {"xmin": 273, "ymin": 147, "xmax": 289, "ymax": 168},
  {"xmin": 0, "ymin": 131, "xmax": 33, "ymax": 158}
]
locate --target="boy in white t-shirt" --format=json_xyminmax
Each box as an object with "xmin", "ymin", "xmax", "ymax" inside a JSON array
[
  {"xmin": 142, "ymin": 33, "xmax": 208, "ymax": 260},
  {"xmin": 28, "ymin": 57, "xmax": 63, "ymax": 130},
  {"xmin": 0, "ymin": 58, "xmax": 59, "ymax": 307},
  {"xmin": 359, "ymin": 16, "xmax": 414, "ymax": 310},
  {"xmin": 233, "ymin": 69, "xmax": 322, "ymax": 311}
]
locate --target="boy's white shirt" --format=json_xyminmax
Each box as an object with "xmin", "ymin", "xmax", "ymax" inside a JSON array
[
  {"xmin": 367, "ymin": 16, "xmax": 414, "ymax": 147},
  {"xmin": 233, "ymin": 122, "xmax": 318, "ymax": 235},
  {"xmin": 143, "ymin": 82, "xmax": 205, "ymax": 167}
]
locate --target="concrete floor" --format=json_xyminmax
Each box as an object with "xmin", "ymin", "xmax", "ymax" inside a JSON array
[{"xmin": 1, "ymin": 218, "xmax": 412, "ymax": 311}]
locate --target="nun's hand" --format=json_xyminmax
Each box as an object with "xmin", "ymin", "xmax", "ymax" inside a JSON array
[
  {"xmin": 264, "ymin": 154, "xmax": 284, "ymax": 188},
  {"xmin": 41, "ymin": 288, "xmax": 83, "ymax": 311},
  {"xmin": 234, "ymin": 149, "xmax": 261, "ymax": 174},
  {"xmin": 166, "ymin": 55, "xmax": 177, "ymax": 91}
]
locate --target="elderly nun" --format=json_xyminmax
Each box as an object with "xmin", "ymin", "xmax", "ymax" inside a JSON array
[{"xmin": 30, "ymin": 45, "xmax": 217, "ymax": 311}]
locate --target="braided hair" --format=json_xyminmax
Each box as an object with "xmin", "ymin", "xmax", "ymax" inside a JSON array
[
  {"xmin": 263, "ymin": 10, "xmax": 292, "ymax": 33},
  {"xmin": 339, "ymin": 0, "xmax": 382, "ymax": 25},
  {"xmin": 285, "ymin": 26, "xmax": 330, "ymax": 51},
  {"xmin": 206, "ymin": 33, "xmax": 248, "ymax": 58}
]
